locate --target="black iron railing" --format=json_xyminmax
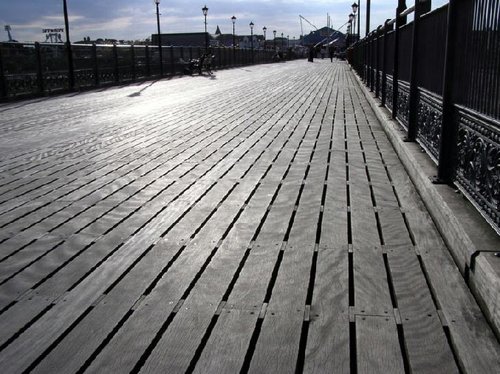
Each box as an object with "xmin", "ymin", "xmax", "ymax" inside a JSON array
[
  {"xmin": 0, "ymin": 43, "xmax": 291, "ymax": 100},
  {"xmin": 349, "ymin": 0, "xmax": 499, "ymax": 232}
]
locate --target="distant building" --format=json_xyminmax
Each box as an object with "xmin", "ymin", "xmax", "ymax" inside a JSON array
[
  {"xmin": 152, "ymin": 32, "xmax": 268, "ymax": 49},
  {"xmin": 214, "ymin": 34, "xmax": 234, "ymax": 47},
  {"xmin": 74, "ymin": 37, "xmax": 146, "ymax": 45},
  {"xmin": 152, "ymin": 32, "xmax": 210, "ymax": 47},
  {"xmin": 237, "ymin": 35, "xmax": 265, "ymax": 49},
  {"xmin": 302, "ymin": 27, "xmax": 346, "ymax": 47}
]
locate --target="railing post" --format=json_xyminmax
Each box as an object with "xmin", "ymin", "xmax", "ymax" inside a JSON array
[
  {"xmin": 369, "ymin": 32, "xmax": 375, "ymax": 91},
  {"xmin": 436, "ymin": 0, "xmax": 459, "ymax": 183},
  {"xmin": 359, "ymin": 42, "xmax": 363, "ymax": 76},
  {"xmin": 381, "ymin": 19, "xmax": 391, "ymax": 107},
  {"xmin": 170, "ymin": 46, "xmax": 175, "ymax": 76},
  {"xmin": 0, "ymin": 44, "xmax": 6, "ymax": 99},
  {"xmin": 131, "ymin": 45, "xmax": 136, "ymax": 81},
  {"xmin": 351, "ymin": 43, "xmax": 356, "ymax": 74},
  {"xmin": 375, "ymin": 26, "xmax": 382, "ymax": 97},
  {"xmin": 363, "ymin": 37, "xmax": 368, "ymax": 85},
  {"xmin": 113, "ymin": 44, "xmax": 119, "ymax": 83},
  {"xmin": 145, "ymin": 45, "xmax": 151, "ymax": 77},
  {"xmin": 406, "ymin": 0, "xmax": 432, "ymax": 141},
  {"xmin": 368, "ymin": 37, "xmax": 372, "ymax": 89},
  {"xmin": 366, "ymin": 36, "xmax": 371, "ymax": 87},
  {"xmin": 64, "ymin": 42, "xmax": 74, "ymax": 89},
  {"xmin": 92, "ymin": 43, "xmax": 99, "ymax": 86},
  {"xmin": 353, "ymin": 42, "xmax": 357, "ymax": 74},
  {"xmin": 392, "ymin": 0, "xmax": 407, "ymax": 119},
  {"xmin": 63, "ymin": 0, "xmax": 75, "ymax": 90},
  {"xmin": 35, "ymin": 42, "xmax": 44, "ymax": 94}
]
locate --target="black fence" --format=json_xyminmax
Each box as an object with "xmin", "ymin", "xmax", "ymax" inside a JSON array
[
  {"xmin": 0, "ymin": 43, "xmax": 290, "ymax": 100},
  {"xmin": 349, "ymin": 0, "xmax": 499, "ymax": 232}
]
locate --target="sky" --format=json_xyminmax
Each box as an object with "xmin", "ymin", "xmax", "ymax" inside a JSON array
[{"xmin": 0, "ymin": 0, "xmax": 449, "ymax": 43}]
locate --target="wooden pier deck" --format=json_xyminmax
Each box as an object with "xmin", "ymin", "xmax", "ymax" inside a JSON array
[{"xmin": 0, "ymin": 60, "xmax": 498, "ymax": 373}]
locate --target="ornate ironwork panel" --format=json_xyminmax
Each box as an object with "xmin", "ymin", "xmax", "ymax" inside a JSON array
[
  {"xmin": 386, "ymin": 75, "xmax": 393, "ymax": 110},
  {"xmin": 135, "ymin": 64, "xmax": 148, "ymax": 79},
  {"xmin": 375, "ymin": 71, "xmax": 381, "ymax": 98},
  {"xmin": 118, "ymin": 68, "xmax": 134, "ymax": 82},
  {"xmin": 396, "ymin": 80, "xmax": 410, "ymax": 130},
  {"xmin": 416, "ymin": 89, "xmax": 443, "ymax": 161},
  {"xmin": 455, "ymin": 107, "xmax": 500, "ymax": 230},
  {"xmin": 5, "ymin": 74, "xmax": 38, "ymax": 97},
  {"xmin": 98, "ymin": 67, "xmax": 115, "ymax": 85},
  {"xmin": 43, "ymin": 71, "xmax": 69, "ymax": 92},
  {"xmin": 74, "ymin": 69, "xmax": 95, "ymax": 88}
]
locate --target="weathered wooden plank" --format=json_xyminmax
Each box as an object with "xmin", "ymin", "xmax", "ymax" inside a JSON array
[
  {"xmin": 224, "ymin": 187, "xmax": 304, "ymax": 310},
  {"xmin": 385, "ymin": 244, "xmax": 458, "ymax": 373},
  {"xmin": 385, "ymin": 244, "xmax": 434, "ymax": 316},
  {"xmin": 248, "ymin": 310, "xmax": 304, "ymax": 374},
  {"xmin": 402, "ymin": 314, "xmax": 459, "ymax": 374},
  {"xmin": 356, "ymin": 315, "xmax": 405, "ymax": 374},
  {"xmin": 193, "ymin": 308, "xmax": 259, "ymax": 374},
  {"xmin": 346, "ymin": 115, "xmax": 394, "ymax": 314},
  {"xmin": 0, "ymin": 234, "xmax": 67, "ymax": 282},
  {"xmin": 353, "ymin": 243, "xmax": 393, "ymax": 315},
  {"xmin": 405, "ymin": 211, "xmax": 500, "ymax": 372},
  {"xmin": 304, "ymin": 246, "xmax": 350, "ymax": 373},
  {"xmin": 377, "ymin": 207, "xmax": 413, "ymax": 246},
  {"xmin": 304, "ymin": 116, "xmax": 349, "ymax": 371}
]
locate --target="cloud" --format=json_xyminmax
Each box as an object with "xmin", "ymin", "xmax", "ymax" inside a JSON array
[{"xmin": 1, "ymin": 0, "xmax": 451, "ymax": 43}]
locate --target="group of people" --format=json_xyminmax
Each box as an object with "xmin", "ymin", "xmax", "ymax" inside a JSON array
[{"xmin": 308, "ymin": 46, "xmax": 338, "ymax": 62}]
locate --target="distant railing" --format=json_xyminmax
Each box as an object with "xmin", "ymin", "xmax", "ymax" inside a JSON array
[
  {"xmin": 0, "ymin": 43, "xmax": 293, "ymax": 100},
  {"xmin": 349, "ymin": 0, "xmax": 499, "ymax": 233}
]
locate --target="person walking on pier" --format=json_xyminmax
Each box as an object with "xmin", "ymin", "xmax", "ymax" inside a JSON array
[{"xmin": 308, "ymin": 46, "xmax": 314, "ymax": 62}]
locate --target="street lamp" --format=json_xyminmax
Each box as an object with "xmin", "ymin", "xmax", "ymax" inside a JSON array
[
  {"xmin": 202, "ymin": 5, "xmax": 209, "ymax": 51},
  {"xmin": 263, "ymin": 26, "xmax": 267, "ymax": 50},
  {"xmin": 154, "ymin": 0, "xmax": 163, "ymax": 77},
  {"xmin": 281, "ymin": 32, "xmax": 284, "ymax": 51},
  {"xmin": 349, "ymin": 13, "xmax": 355, "ymax": 45},
  {"xmin": 273, "ymin": 30, "xmax": 276, "ymax": 50},
  {"xmin": 347, "ymin": 17, "xmax": 352, "ymax": 46},
  {"xmin": 351, "ymin": 3, "xmax": 358, "ymax": 40},
  {"xmin": 250, "ymin": 21, "xmax": 254, "ymax": 63},
  {"xmin": 366, "ymin": 0, "xmax": 371, "ymax": 36},
  {"xmin": 231, "ymin": 15, "xmax": 236, "ymax": 48},
  {"xmin": 63, "ymin": 0, "xmax": 75, "ymax": 88}
]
